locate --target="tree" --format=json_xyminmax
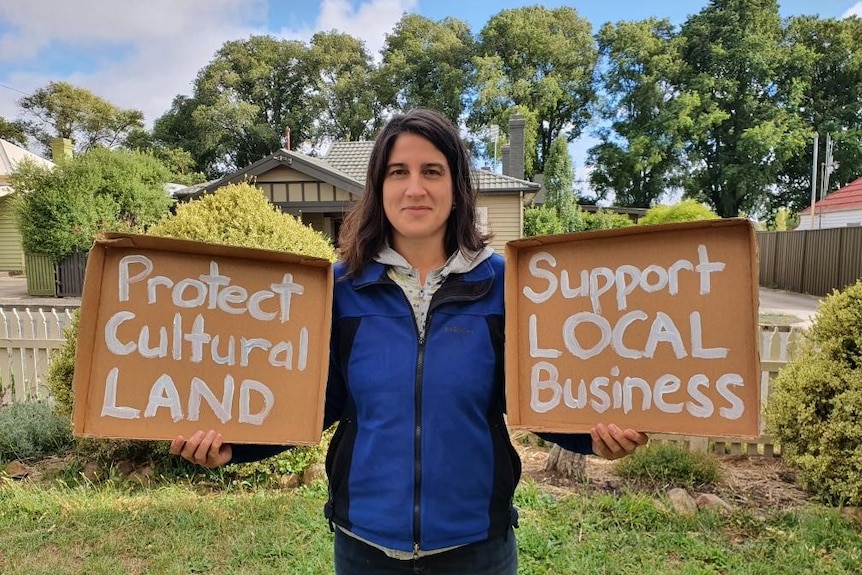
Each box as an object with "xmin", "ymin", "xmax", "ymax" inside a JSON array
[
  {"xmin": 543, "ymin": 136, "xmax": 575, "ymax": 210},
  {"xmin": 588, "ymin": 19, "xmax": 688, "ymax": 208},
  {"xmin": 379, "ymin": 14, "xmax": 477, "ymax": 122},
  {"xmin": 308, "ymin": 31, "xmax": 384, "ymax": 144},
  {"xmin": 156, "ymin": 36, "xmax": 318, "ymax": 177},
  {"xmin": 676, "ymin": 0, "xmax": 809, "ymax": 217},
  {"xmin": 17, "ymin": 81, "xmax": 144, "ymax": 156},
  {"xmin": 775, "ymin": 16, "xmax": 862, "ymax": 214},
  {"xmin": 0, "ymin": 116, "xmax": 27, "ymax": 145},
  {"xmin": 11, "ymin": 148, "xmax": 173, "ymax": 261},
  {"xmin": 471, "ymin": 6, "xmax": 598, "ymax": 176},
  {"xmin": 123, "ymin": 128, "xmax": 207, "ymax": 185}
]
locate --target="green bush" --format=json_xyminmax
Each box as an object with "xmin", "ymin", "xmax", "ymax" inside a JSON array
[
  {"xmin": 766, "ymin": 280, "xmax": 862, "ymax": 505},
  {"xmin": 583, "ymin": 209, "xmax": 634, "ymax": 231},
  {"xmin": 639, "ymin": 199, "xmax": 719, "ymax": 226},
  {"xmin": 148, "ymin": 182, "xmax": 336, "ymax": 261},
  {"xmin": 11, "ymin": 148, "xmax": 173, "ymax": 261},
  {"xmin": 614, "ymin": 442, "xmax": 721, "ymax": 488},
  {"xmin": 524, "ymin": 205, "xmax": 564, "ymax": 236},
  {"xmin": 525, "ymin": 204, "xmax": 634, "ymax": 237},
  {"xmin": 47, "ymin": 182, "xmax": 337, "ymax": 469},
  {"xmin": 0, "ymin": 400, "xmax": 74, "ymax": 462}
]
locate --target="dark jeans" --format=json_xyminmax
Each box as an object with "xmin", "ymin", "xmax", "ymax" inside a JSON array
[{"xmin": 333, "ymin": 529, "xmax": 518, "ymax": 575}]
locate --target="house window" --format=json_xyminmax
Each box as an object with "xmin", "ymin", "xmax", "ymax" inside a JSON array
[{"xmin": 476, "ymin": 207, "xmax": 489, "ymax": 234}]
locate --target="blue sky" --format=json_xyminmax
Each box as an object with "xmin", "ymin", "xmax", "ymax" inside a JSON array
[{"xmin": 1, "ymin": 0, "xmax": 859, "ymax": 183}]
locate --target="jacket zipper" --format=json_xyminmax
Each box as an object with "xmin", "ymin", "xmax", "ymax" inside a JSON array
[{"xmin": 412, "ymin": 311, "xmax": 430, "ymax": 553}]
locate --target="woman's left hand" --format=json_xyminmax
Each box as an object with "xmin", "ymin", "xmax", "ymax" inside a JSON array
[{"xmin": 590, "ymin": 423, "xmax": 648, "ymax": 460}]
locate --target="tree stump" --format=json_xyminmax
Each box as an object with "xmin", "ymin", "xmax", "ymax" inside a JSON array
[{"xmin": 544, "ymin": 444, "xmax": 586, "ymax": 480}]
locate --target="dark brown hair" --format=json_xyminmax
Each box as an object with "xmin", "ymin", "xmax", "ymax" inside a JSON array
[{"xmin": 338, "ymin": 108, "xmax": 490, "ymax": 277}]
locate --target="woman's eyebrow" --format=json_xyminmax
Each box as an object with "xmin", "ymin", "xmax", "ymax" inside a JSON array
[{"xmin": 386, "ymin": 162, "xmax": 447, "ymax": 170}]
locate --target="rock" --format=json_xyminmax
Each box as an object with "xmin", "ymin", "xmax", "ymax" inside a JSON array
[
  {"xmin": 840, "ymin": 507, "xmax": 862, "ymax": 524},
  {"xmin": 695, "ymin": 493, "xmax": 733, "ymax": 514},
  {"xmin": 302, "ymin": 463, "xmax": 326, "ymax": 486},
  {"xmin": 82, "ymin": 461, "xmax": 101, "ymax": 483},
  {"xmin": 116, "ymin": 460, "xmax": 135, "ymax": 477},
  {"xmin": 279, "ymin": 473, "xmax": 300, "ymax": 489},
  {"xmin": 130, "ymin": 464, "xmax": 155, "ymax": 486},
  {"xmin": 667, "ymin": 487, "xmax": 698, "ymax": 516},
  {"xmin": 4, "ymin": 460, "xmax": 30, "ymax": 479}
]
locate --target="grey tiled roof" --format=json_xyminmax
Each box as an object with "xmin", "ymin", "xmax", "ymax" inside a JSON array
[
  {"xmin": 325, "ymin": 141, "xmax": 375, "ymax": 182},
  {"xmin": 325, "ymin": 141, "xmax": 538, "ymax": 193}
]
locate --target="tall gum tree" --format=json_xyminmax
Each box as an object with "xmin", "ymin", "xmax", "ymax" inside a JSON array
[
  {"xmin": 677, "ymin": 0, "xmax": 808, "ymax": 217},
  {"xmin": 154, "ymin": 36, "xmax": 318, "ymax": 177},
  {"xmin": 776, "ymin": 16, "xmax": 862, "ymax": 216},
  {"xmin": 379, "ymin": 14, "xmax": 476, "ymax": 123},
  {"xmin": 471, "ymin": 6, "xmax": 598, "ymax": 177},
  {"xmin": 18, "ymin": 81, "xmax": 144, "ymax": 156},
  {"xmin": 587, "ymin": 19, "xmax": 689, "ymax": 208},
  {"xmin": 308, "ymin": 31, "xmax": 383, "ymax": 144}
]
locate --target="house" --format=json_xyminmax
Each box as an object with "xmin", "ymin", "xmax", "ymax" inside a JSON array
[
  {"xmin": 799, "ymin": 177, "xmax": 862, "ymax": 230},
  {"xmin": 0, "ymin": 139, "xmax": 55, "ymax": 272},
  {"xmin": 178, "ymin": 115, "xmax": 540, "ymax": 254}
]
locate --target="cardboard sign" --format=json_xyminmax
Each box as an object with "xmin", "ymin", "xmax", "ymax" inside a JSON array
[
  {"xmin": 72, "ymin": 233, "xmax": 332, "ymax": 445},
  {"xmin": 505, "ymin": 219, "xmax": 761, "ymax": 437}
]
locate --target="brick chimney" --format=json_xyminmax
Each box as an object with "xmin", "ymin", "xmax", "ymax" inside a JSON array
[
  {"xmin": 501, "ymin": 144, "xmax": 510, "ymax": 177},
  {"xmin": 50, "ymin": 137, "xmax": 73, "ymax": 165},
  {"xmin": 508, "ymin": 113, "xmax": 526, "ymax": 180}
]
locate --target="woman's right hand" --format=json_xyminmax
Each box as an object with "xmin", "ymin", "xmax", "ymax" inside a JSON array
[{"xmin": 169, "ymin": 430, "xmax": 232, "ymax": 469}]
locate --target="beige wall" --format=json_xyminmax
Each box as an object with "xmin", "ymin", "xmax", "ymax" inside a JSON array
[
  {"xmin": 0, "ymin": 196, "xmax": 24, "ymax": 272},
  {"xmin": 477, "ymin": 193, "xmax": 522, "ymax": 255}
]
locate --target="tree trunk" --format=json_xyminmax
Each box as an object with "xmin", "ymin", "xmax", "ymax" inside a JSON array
[{"xmin": 544, "ymin": 444, "xmax": 586, "ymax": 480}]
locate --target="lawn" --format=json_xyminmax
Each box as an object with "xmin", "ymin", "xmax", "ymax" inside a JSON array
[{"xmin": 1, "ymin": 461, "xmax": 860, "ymax": 575}]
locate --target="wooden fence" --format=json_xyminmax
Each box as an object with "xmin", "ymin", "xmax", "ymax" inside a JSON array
[
  {"xmin": 0, "ymin": 307, "xmax": 75, "ymax": 404},
  {"xmin": 757, "ymin": 228, "xmax": 862, "ymax": 297},
  {"xmin": 651, "ymin": 326, "xmax": 806, "ymax": 458}
]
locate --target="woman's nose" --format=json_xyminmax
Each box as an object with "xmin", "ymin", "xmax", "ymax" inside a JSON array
[{"xmin": 404, "ymin": 173, "xmax": 425, "ymax": 196}]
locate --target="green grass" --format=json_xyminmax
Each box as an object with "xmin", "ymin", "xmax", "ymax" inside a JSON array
[{"xmin": 1, "ymin": 477, "xmax": 859, "ymax": 575}]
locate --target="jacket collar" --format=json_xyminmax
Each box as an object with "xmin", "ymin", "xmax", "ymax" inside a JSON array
[{"xmin": 352, "ymin": 246, "xmax": 496, "ymax": 289}]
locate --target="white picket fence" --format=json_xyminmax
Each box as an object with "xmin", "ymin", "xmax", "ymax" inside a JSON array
[
  {"xmin": 0, "ymin": 307, "xmax": 75, "ymax": 404},
  {"xmin": 651, "ymin": 326, "xmax": 807, "ymax": 457},
  {"xmin": 0, "ymin": 308, "xmax": 808, "ymax": 452}
]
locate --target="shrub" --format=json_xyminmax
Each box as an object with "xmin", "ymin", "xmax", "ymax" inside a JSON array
[
  {"xmin": 766, "ymin": 280, "xmax": 862, "ymax": 505},
  {"xmin": 147, "ymin": 182, "xmax": 336, "ymax": 261},
  {"xmin": 48, "ymin": 182, "xmax": 337, "ymax": 469},
  {"xmin": 524, "ymin": 205, "xmax": 564, "ymax": 236},
  {"xmin": 0, "ymin": 400, "xmax": 74, "ymax": 462},
  {"xmin": 525, "ymin": 204, "xmax": 634, "ymax": 237},
  {"xmin": 639, "ymin": 199, "xmax": 719, "ymax": 226},
  {"xmin": 11, "ymin": 149, "xmax": 173, "ymax": 261},
  {"xmin": 614, "ymin": 442, "xmax": 721, "ymax": 488},
  {"xmin": 583, "ymin": 209, "xmax": 634, "ymax": 231}
]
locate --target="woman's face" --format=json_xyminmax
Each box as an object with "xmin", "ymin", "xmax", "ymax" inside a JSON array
[{"xmin": 382, "ymin": 133, "xmax": 454, "ymax": 252}]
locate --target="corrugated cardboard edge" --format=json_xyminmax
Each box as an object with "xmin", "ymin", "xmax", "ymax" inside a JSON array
[
  {"xmin": 71, "ymin": 232, "xmax": 333, "ymax": 444},
  {"xmin": 504, "ymin": 218, "xmax": 762, "ymax": 439},
  {"xmin": 72, "ymin": 241, "xmax": 107, "ymax": 437}
]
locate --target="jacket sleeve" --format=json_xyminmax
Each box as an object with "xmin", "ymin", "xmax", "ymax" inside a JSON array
[{"xmin": 533, "ymin": 432, "xmax": 594, "ymax": 455}]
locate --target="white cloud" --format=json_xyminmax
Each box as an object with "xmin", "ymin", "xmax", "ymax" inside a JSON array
[
  {"xmin": 843, "ymin": 2, "xmax": 862, "ymax": 17},
  {"xmin": 0, "ymin": 0, "xmax": 414, "ymax": 131},
  {"xmin": 275, "ymin": 0, "xmax": 416, "ymax": 58}
]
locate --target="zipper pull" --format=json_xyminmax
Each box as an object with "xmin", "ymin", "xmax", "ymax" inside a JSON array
[{"xmin": 413, "ymin": 542, "xmax": 420, "ymax": 559}]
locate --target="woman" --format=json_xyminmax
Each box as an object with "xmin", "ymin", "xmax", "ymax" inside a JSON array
[{"xmin": 171, "ymin": 108, "xmax": 647, "ymax": 574}]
